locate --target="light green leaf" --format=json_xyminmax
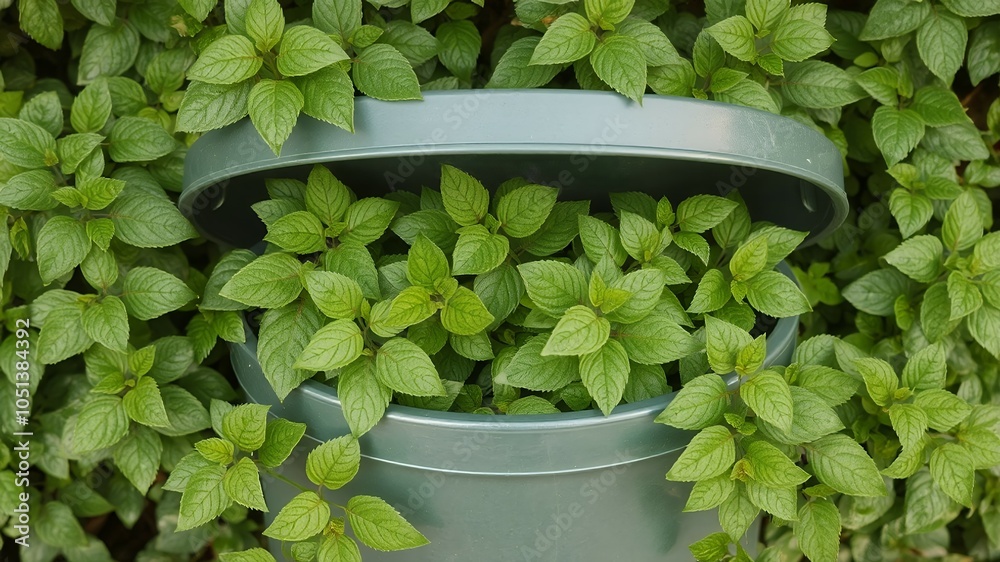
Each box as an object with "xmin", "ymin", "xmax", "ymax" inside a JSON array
[
  {"xmin": 123, "ymin": 376, "xmax": 170, "ymax": 427},
  {"xmin": 487, "ymin": 36, "xmax": 563, "ymax": 89},
  {"xmin": 916, "ymin": 9, "xmax": 967, "ymax": 84},
  {"xmin": 295, "ymin": 319, "xmax": 364, "ymax": 371},
  {"xmin": 584, "ymin": 0, "xmax": 634, "ymax": 29},
  {"xmin": 107, "ymin": 192, "xmax": 199, "ymax": 248},
  {"xmin": 452, "ymin": 225, "xmax": 509, "ymax": 276},
  {"xmin": 872, "ymin": 106, "xmax": 925, "ymax": 167},
  {"xmin": 220, "ymin": 253, "xmax": 303, "ymax": 308},
  {"xmin": 384, "ymin": 286, "xmax": 436, "ymax": 330},
  {"xmin": 259, "ymin": 418, "xmax": 307, "ymax": 468},
  {"xmin": 666, "ymin": 425, "xmax": 735, "ymax": 481},
  {"xmin": 246, "ymin": 0, "xmax": 284, "ymax": 52},
  {"xmin": 688, "ymin": 269, "xmax": 731, "ymax": 314},
  {"xmin": 305, "ymin": 271, "xmax": 364, "ymax": 320},
  {"xmin": 441, "ymin": 286, "xmax": 494, "ymax": 336},
  {"xmin": 265, "ymin": 210, "xmax": 325, "ymax": 253},
  {"xmin": 436, "ymin": 20, "xmax": 481, "ymax": 80},
  {"xmin": 497, "ymin": 183, "xmax": 558, "ymax": 238},
  {"xmin": 37, "ymin": 216, "xmax": 90, "ymax": 284},
  {"xmin": 109, "ymin": 116, "xmax": 177, "ymax": 163},
  {"xmin": 440, "ymin": 165, "xmax": 489, "ymax": 226},
  {"xmin": 122, "ymin": 267, "xmax": 196, "ymax": 321},
  {"xmin": 248, "ymin": 79, "xmax": 304, "ymax": 155},
  {"xmin": 295, "ymin": 66, "xmax": 355, "ymax": 132},
  {"xmin": 339, "ymin": 356, "xmax": 392, "ymax": 437},
  {"xmin": 347, "ymin": 495, "xmax": 429, "ymax": 551},
  {"xmin": 590, "ymin": 35, "xmax": 646, "ymax": 103},
  {"xmin": 313, "ymin": 0, "xmax": 361, "ymax": 37},
  {"xmin": 530, "ymin": 13, "xmax": 596, "ymax": 66},
  {"xmin": 518, "ymin": 260, "xmax": 587, "ymax": 316},
  {"xmin": 782, "ymin": 61, "xmax": 867, "ymax": 109},
  {"xmin": 20, "ymin": 0, "xmax": 65, "ymax": 50},
  {"xmin": 930, "ymin": 443, "xmax": 974, "ymax": 507},
  {"xmin": 353, "ymin": 44, "xmax": 422, "ymax": 101},
  {"xmin": 854, "ymin": 357, "xmax": 899, "ymax": 407},
  {"xmin": 795, "ymin": 499, "xmax": 841, "ymax": 562},
  {"xmin": 741, "ymin": 370, "xmax": 794, "ymax": 431},
  {"xmin": 113, "ymin": 427, "xmax": 162, "ymax": 495},
  {"xmin": 770, "ymin": 18, "xmax": 834, "ymax": 62},
  {"xmin": 805, "ymin": 434, "xmax": 886, "ymax": 496},
  {"xmin": 578, "ymin": 339, "xmax": 629, "ymax": 415},
  {"xmin": 947, "ymin": 272, "xmax": 981, "ymax": 320},
  {"xmin": 902, "ymin": 343, "xmax": 946, "ymax": 391},
  {"xmin": 306, "ymin": 436, "xmax": 361, "ymax": 490},
  {"xmin": 942, "ymin": 191, "xmax": 983, "ymax": 252},
  {"xmin": 176, "ymin": 465, "xmax": 231, "ymax": 531},
  {"xmin": 502, "ymin": 334, "xmax": 580, "ymax": 391},
  {"xmin": 842, "ymin": 269, "xmax": 910, "ymax": 316},
  {"xmin": 706, "ymin": 16, "xmax": 757, "ymax": 62},
  {"xmin": 914, "ymin": 389, "xmax": 971, "ymax": 431},
  {"xmin": 746, "ymin": 270, "xmax": 811, "ymax": 317},
  {"xmin": 543, "ymin": 305, "xmax": 610, "ymax": 356},
  {"xmin": 188, "ymin": 35, "xmax": 262, "ymax": 84},
  {"xmin": 277, "ymin": 26, "xmax": 350, "ymax": 77},
  {"xmin": 578, "ymin": 215, "xmax": 628, "ymax": 266},
  {"xmin": 655, "ymin": 373, "xmax": 729, "ymax": 430},
  {"xmin": 222, "ymin": 403, "xmax": 270, "ymax": 451},
  {"xmin": 0, "ymin": 118, "xmax": 57, "ymax": 169},
  {"xmin": 264, "ymin": 491, "xmax": 330, "ymax": 541},
  {"xmin": 616, "ymin": 313, "xmax": 700, "ymax": 365},
  {"xmin": 746, "ymin": 0, "xmax": 788, "ymax": 32},
  {"xmin": 376, "ymin": 338, "xmax": 446, "ymax": 396},
  {"xmin": 224, "ymin": 457, "xmax": 268, "ymax": 511},
  {"xmin": 884, "ymin": 235, "xmax": 942, "ymax": 283},
  {"xmin": 860, "ymin": 0, "xmax": 931, "ymax": 40},
  {"xmin": 177, "ymin": 80, "xmax": 254, "ymax": 133},
  {"xmin": 73, "ymin": 395, "xmax": 129, "ymax": 453},
  {"xmin": 889, "ymin": 403, "xmax": 928, "ymax": 450},
  {"xmin": 78, "ymin": 21, "xmax": 140, "ymax": 83}
]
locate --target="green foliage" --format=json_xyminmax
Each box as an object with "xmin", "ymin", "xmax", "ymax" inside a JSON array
[{"xmin": 1, "ymin": 0, "xmax": 999, "ymax": 561}]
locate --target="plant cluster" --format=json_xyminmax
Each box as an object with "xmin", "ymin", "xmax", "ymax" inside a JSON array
[{"xmin": 0, "ymin": 0, "xmax": 997, "ymax": 561}]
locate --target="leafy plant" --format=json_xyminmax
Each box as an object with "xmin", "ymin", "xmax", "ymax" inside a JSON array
[{"xmin": 0, "ymin": 0, "xmax": 999, "ymax": 561}]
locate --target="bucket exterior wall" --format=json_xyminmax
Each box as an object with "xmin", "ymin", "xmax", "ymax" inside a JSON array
[{"xmin": 230, "ymin": 267, "xmax": 799, "ymax": 562}]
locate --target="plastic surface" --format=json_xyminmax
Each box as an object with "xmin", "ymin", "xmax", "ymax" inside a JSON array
[
  {"xmin": 231, "ymin": 266, "xmax": 798, "ymax": 561},
  {"xmin": 180, "ymin": 90, "xmax": 847, "ymax": 248}
]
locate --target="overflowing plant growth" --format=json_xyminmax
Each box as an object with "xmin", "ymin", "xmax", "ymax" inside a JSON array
[{"xmin": 0, "ymin": 0, "xmax": 999, "ymax": 561}]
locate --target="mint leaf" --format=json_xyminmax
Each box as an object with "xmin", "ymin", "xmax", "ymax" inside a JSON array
[
  {"xmin": 616, "ymin": 313, "xmax": 699, "ymax": 365},
  {"xmin": 872, "ymin": 106, "xmax": 925, "ymax": 166},
  {"xmin": 313, "ymin": 0, "xmax": 361, "ymax": 37},
  {"xmin": 347, "ymin": 495, "xmax": 429, "ymax": 551},
  {"xmin": 578, "ymin": 215, "xmax": 628, "ymax": 266},
  {"xmin": 741, "ymin": 370, "xmax": 793, "ymax": 431},
  {"xmin": 436, "ymin": 20, "xmax": 481, "ymax": 80},
  {"xmin": 912, "ymin": 86, "xmax": 970, "ymax": 127},
  {"xmin": 860, "ymin": 0, "xmax": 931, "ymax": 40},
  {"xmin": 277, "ymin": 25, "xmax": 350, "ymax": 77},
  {"xmin": 188, "ymin": 35, "xmax": 262, "ymax": 84},
  {"xmin": 474, "ymin": 263, "xmax": 524, "ymax": 330},
  {"xmin": 666, "ymin": 425, "xmax": 735, "ymax": 481},
  {"xmin": 746, "ymin": 0, "xmax": 788, "ymax": 32},
  {"xmin": 353, "ymin": 44, "xmax": 421, "ymax": 101},
  {"xmin": 342, "ymin": 197, "xmax": 399, "ymax": 245},
  {"xmin": 224, "ymin": 457, "xmax": 268, "ymax": 511},
  {"xmin": 339, "ymin": 356, "xmax": 392, "ymax": 437},
  {"xmin": 543, "ymin": 305, "xmax": 611, "ymax": 356},
  {"xmin": 889, "ymin": 403, "xmax": 928, "ymax": 450},
  {"xmin": 78, "ymin": 21, "xmax": 140, "ymax": 83},
  {"xmin": 579, "ymin": 339, "xmax": 629, "ymax": 415},
  {"xmin": 902, "ymin": 343, "xmax": 946, "ymax": 391},
  {"xmin": 20, "ymin": 0, "xmax": 64, "ymax": 50},
  {"xmin": 305, "ymin": 165, "xmax": 352, "ymax": 225},
  {"xmin": 655, "ymin": 373, "xmax": 729, "ymax": 430},
  {"xmin": 306, "ymin": 436, "xmax": 361, "ymax": 490},
  {"xmin": 246, "ymin": 0, "xmax": 284, "ymax": 51},
  {"xmin": 795, "ymin": 499, "xmax": 841, "ymax": 562},
  {"xmin": 782, "ymin": 61, "xmax": 867, "ymax": 109},
  {"xmin": 947, "ymin": 271, "xmax": 981, "ymax": 320},
  {"xmin": 496, "ymin": 183, "xmax": 558, "ymax": 238},
  {"xmin": 719, "ymin": 483, "xmax": 759, "ymax": 539},
  {"xmin": 942, "ymin": 191, "xmax": 983, "ymax": 252},
  {"xmin": 376, "ymin": 337, "xmax": 446, "ymax": 396},
  {"xmin": 688, "ymin": 269, "xmax": 731, "ymax": 314},
  {"xmin": 122, "ymin": 376, "xmax": 170, "ymax": 427},
  {"xmin": 248, "ymin": 79, "xmax": 304, "ymax": 155},
  {"xmin": 502, "ymin": 334, "xmax": 580, "ymax": 391},
  {"xmin": 0, "ymin": 118, "xmax": 57, "ymax": 168},
  {"xmin": 684, "ymin": 473, "xmax": 735, "ymax": 512},
  {"xmin": 854, "ymin": 357, "xmax": 899, "ymax": 407},
  {"xmin": 916, "ymin": 8, "xmax": 967, "ymax": 84},
  {"xmin": 770, "ymin": 18, "xmax": 834, "ymax": 62},
  {"xmin": 304, "ymin": 271, "xmax": 364, "ymax": 320},
  {"xmin": 883, "ymin": 235, "xmax": 943, "ymax": 283},
  {"xmin": 440, "ymin": 164, "xmax": 489, "ymax": 226},
  {"xmin": 259, "ymin": 418, "xmax": 307, "ymax": 468},
  {"xmin": 584, "ymin": 0, "xmax": 634, "ymax": 29},
  {"xmin": 107, "ymin": 192, "xmax": 199, "ymax": 248},
  {"xmin": 113, "ymin": 427, "xmax": 162, "ymax": 495},
  {"xmin": 452, "ymin": 225, "xmax": 509, "ymax": 276},
  {"xmin": 805, "ymin": 434, "xmax": 885, "ymax": 497},
  {"xmin": 295, "ymin": 319, "xmax": 364, "ymax": 371},
  {"xmin": 264, "ymin": 491, "xmax": 330, "ymax": 541},
  {"xmin": 176, "ymin": 465, "xmax": 231, "ymax": 531},
  {"xmin": 590, "ymin": 35, "xmax": 646, "ymax": 102},
  {"xmin": 518, "ymin": 260, "xmax": 587, "ymax": 316},
  {"xmin": 122, "ymin": 267, "xmax": 196, "ymax": 320},
  {"xmin": 384, "ymin": 286, "xmax": 436, "ymax": 330},
  {"xmin": 605, "ymin": 269, "xmax": 666, "ymax": 324},
  {"xmin": 295, "ymin": 66, "xmax": 355, "ymax": 132},
  {"xmin": 220, "ymin": 253, "xmax": 303, "ymax": 308},
  {"xmin": 487, "ymin": 37, "xmax": 562, "ymax": 89},
  {"xmin": 265, "ymin": 210, "xmax": 326, "ymax": 253},
  {"xmin": 930, "ymin": 443, "xmax": 974, "ymax": 507},
  {"xmin": 441, "ymin": 286, "xmax": 494, "ymax": 336},
  {"xmin": 222, "ymin": 403, "xmax": 269, "ymax": 451},
  {"xmin": 37, "ymin": 216, "xmax": 90, "ymax": 284},
  {"xmin": 914, "ymin": 389, "xmax": 971, "ymax": 431},
  {"xmin": 746, "ymin": 270, "xmax": 811, "ymax": 317},
  {"xmin": 706, "ymin": 16, "xmax": 756, "ymax": 61},
  {"xmin": 73, "ymin": 395, "xmax": 129, "ymax": 453},
  {"xmin": 531, "ymin": 13, "xmax": 596, "ymax": 66}
]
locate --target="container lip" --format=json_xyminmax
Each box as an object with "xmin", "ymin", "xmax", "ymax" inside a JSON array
[
  {"xmin": 234, "ymin": 263, "xmax": 799, "ymax": 433},
  {"xmin": 180, "ymin": 90, "xmax": 847, "ymax": 248}
]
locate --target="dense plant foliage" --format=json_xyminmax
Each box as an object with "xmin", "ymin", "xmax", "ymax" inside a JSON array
[{"xmin": 0, "ymin": 0, "xmax": 998, "ymax": 561}]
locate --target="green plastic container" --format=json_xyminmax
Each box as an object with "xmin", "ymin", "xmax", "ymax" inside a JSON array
[{"xmin": 181, "ymin": 91, "xmax": 848, "ymax": 561}]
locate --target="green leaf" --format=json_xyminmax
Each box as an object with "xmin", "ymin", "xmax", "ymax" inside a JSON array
[
  {"xmin": 197, "ymin": 437, "xmax": 235, "ymax": 464},
  {"xmin": 746, "ymin": 0, "xmax": 788, "ymax": 32},
  {"xmin": 770, "ymin": 18, "xmax": 834, "ymax": 62},
  {"xmin": 745, "ymin": 480, "xmax": 797, "ymax": 520},
  {"xmin": 488, "ymin": 36, "xmax": 563, "ymax": 89},
  {"xmin": 188, "ymin": 35, "xmax": 262, "ymax": 84},
  {"xmin": 177, "ymin": 81, "xmax": 254, "ymax": 133},
  {"xmin": 440, "ymin": 165, "xmax": 489, "ymax": 226},
  {"xmin": 518, "ymin": 260, "xmax": 587, "ymax": 316},
  {"xmin": 306, "ymin": 436, "xmax": 361, "ymax": 490},
  {"xmin": 605, "ymin": 269, "xmax": 666, "ymax": 324},
  {"xmin": 590, "ymin": 35, "xmax": 647, "ymax": 102},
  {"xmin": 704, "ymin": 315, "xmax": 752, "ymax": 374},
  {"xmin": 347, "ymin": 495, "xmax": 429, "ymax": 551},
  {"xmin": 916, "ymin": 9, "xmax": 967, "ymax": 84},
  {"xmin": 706, "ymin": 16, "xmax": 756, "ymax": 62},
  {"xmin": 688, "ymin": 269, "xmax": 731, "ymax": 314},
  {"xmin": 376, "ymin": 338, "xmax": 446, "ymax": 396},
  {"xmin": 616, "ymin": 313, "xmax": 700, "ymax": 365},
  {"xmin": 884, "ymin": 235, "xmax": 942, "ymax": 283},
  {"xmin": 889, "ymin": 403, "xmax": 928, "ymax": 450},
  {"xmin": 107, "ymin": 192, "xmax": 199, "ymax": 248},
  {"xmin": 617, "ymin": 211, "xmax": 660, "ymax": 263},
  {"xmin": 968, "ymin": 304, "xmax": 1000, "ymax": 360},
  {"xmin": 531, "ymin": 13, "xmax": 596, "ymax": 66},
  {"xmin": 497, "ymin": 183, "xmax": 558, "ymax": 238},
  {"xmin": 38, "ymin": 306, "xmax": 94, "ymax": 365},
  {"xmin": 502, "ymin": 334, "xmax": 580, "ymax": 391},
  {"xmin": 967, "ymin": 21, "xmax": 1000, "ymax": 85},
  {"xmin": 855, "ymin": 67, "xmax": 899, "ymax": 106},
  {"xmin": 339, "ymin": 356, "xmax": 392, "ymax": 437},
  {"xmin": 248, "ymin": 79, "xmax": 304, "ymax": 155},
  {"xmin": 20, "ymin": 0, "xmax": 65, "ymax": 50},
  {"xmin": 246, "ymin": 0, "xmax": 284, "ymax": 52},
  {"xmin": 689, "ymin": 533, "xmax": 731, "ymax": 562},
  {"xmin": 684, "ymin": 473, "xmax": 735, "ymax": 512},
  {"xmin": 655, "ymin": 373, "xmax": 729, "ymax": 430},
  {"xmin": 37, "ymin": 216, "xmax": 90, "ymax": 284},
  {"xmin": 929, "ymin": 443, "xmax": 974, "ymax": 507},
  {"xmin": 872, "ymin": 106, "xmax": 925, "ymax": 167},
  {"xmin": 805, "ymin": 434, "xmax": 885, "ymax": 497},
  {"xmin": 842, "ymin": 269, "xmax": 910, "ymax": 316},
  {"xmin": 912, "ymin": 86, "xmax": 969, "ymax": 127},
  {"xmin": 854, "ymin": 357, "xmax": 899, "ymax": 407},
  {"xmin": 452, "ymin": 225, "xmax": 509, "ymax": 276},
  {"xmin": 677, "ymin": 195, "xmax": 738, "ymax": 233},
  {"xmin": 80, "ymin": 21, "xmax": 142, "ymax": 83},
  {"xmin": 741, "ymin": 370, "xmax": 794, "ymax": 431},
  {"xmin": 436, "ymin": 20, "xmax": 481, "ymax": 80},
  {"xmin": 903, "ymin": 468, "xmax": 954, "ymax": 533},
  {"xmin": 0, "ymin": 170, "xmax": 57, "ymax": 211},
  {"xmin": 782, "ymin": 61, "xmax": 867, "ymax": 109},
  {"xmin": 353, "ymin": 44, "xmax": 422, "ymax": 101},
  {"xmin": 795, "ymin": 499, "xmax": 841, "ymax": 562},
  {"xmin": 259, "ymin": 418, "xmax": 307, "ymax": 468},
  {"xmin": 176, "ymin": 464, "xmax": 231, "ymax": 531},
  {"xmin": 914, "ymin": 389, "xmax": 971, "ymax": 431},
  {"xmin": 295, "ymin": 66, "xmax": 355, "ymax": 132},
  {"xmin": 578, "ymin": 215, "xmax": 628, "ymax": 266},
  {"xmin": 123, "ymin": 376, "xmax": 170, "ymax": 427},
  {"xmin": 222, "ymin": 403, "xmax": 270, "ymax": 451},
  {"xmin": 295, "ymin": 319, "xmax": 364, "ymax": 371},
  {"xmin": 942, "ymin": 191, "xmax": 983, "ymax": 252},
  {"xmin": 20, "ymin": 91, "xmax": 63, "ymax": 138},
  {"xmin": 584, "ymin": 0, "xmax": 634, "ymax": 29},
  {"xmin": 220, "ymin": 253, "xmax": 303, "ymax": 308},
  {"xmin": 719, "ymin": 483, "xmax": 759, "ymax": 539},
  {"xmin": 860, "ymin": 0, "xmax": 931, "ymax": 40},
  {"xmin": 729, "ymin": 235, "xmax": 768, "ymax": 282},
  {"xmin": 615, "ymin": 19, "xmax": 679, "ymax": 67},
  {"xmin": 759, "ymin": 386, "xmax": 844, "ymax": 444},
  {"xmin": 36, "ymin": 502, "xmax": 86, "ymax": 548},
  {"xmin": 313, "ymin": 0, "xmax": 361, "ymax": 37},
  {"xmin": 441, "ymin": 286, "xmax": 494, "ymax": 336},
  {"xmin": 410, "ymin": 0, "xmax": 449, "ymax": 23},
  {"xmin": 543, "ymin": 305, "xmax": 610, "ymax": 356},
  {"xmin": 265, "ymin": 210, "xmax": 325, "ymax": 253},
  {"xmin": 578, "ymin": 339, "xmax": 629, "ymax": 415},
  {"xmin": 947, "ymin": 272, "xmax": 981, "ymax": 320},
  {"xmin": 902, "ymin": 343, "xmax": 946, "ymax": 391},
  {"xmin": 342, "ymin": 197, "xmax": 399, "ymax": 245},
  {"xmin": 304, "ymin": 271, "xmax": 364, "ymax": 320},
  {"xmin": 264, "ymin": 491, "xmax": 330, "ymax": 541},
  {"xmin": 112, "ymin": 426, "xmax": 161, "ymax": 495},
  {"xmin": 224, "ymin": 457, "xmax": 268, "ymax": 511},
  {"xmin": 666, "ymin": 425, "xmax": 735, "ymax": 481},
  {"xmin": 122, "ymin": 267, "xmax": 196, "ymax": 320},
  {"xmin": 0, "ymin": 118, "xmax": 57, "ymax": 168},
  {"xmin": 746, "ymin": 270, "xmax": 811, "ymax": 317},
  {"xmin": 277, "ymin": 26, "xmax": 350, "ymax": 77}
]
